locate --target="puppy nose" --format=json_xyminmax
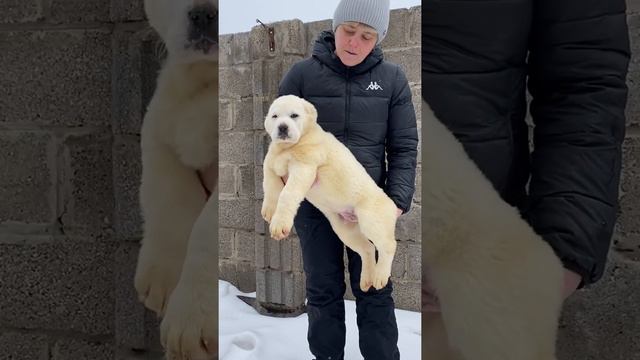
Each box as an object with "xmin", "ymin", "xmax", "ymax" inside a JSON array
[
  {"xmin": 188, "ymin": 5, "xmax": 217, "ymax": 39},
  {"xmin": 278, "ymin": 124, "xmax": 288, "ymax": 135}
]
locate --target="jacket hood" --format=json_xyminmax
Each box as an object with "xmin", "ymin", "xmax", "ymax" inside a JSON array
[{"xmin": 312, "ymin": 30, "xmax": 383, "ymax": 76}]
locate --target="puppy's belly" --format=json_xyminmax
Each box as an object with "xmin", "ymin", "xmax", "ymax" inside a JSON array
[{"xmin": 305, "ymin": 186, "xmax": 354, "ymax": 215}]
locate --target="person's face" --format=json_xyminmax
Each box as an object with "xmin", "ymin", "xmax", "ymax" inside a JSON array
[{"xmin": 334, "ymin": 22, "xmax": 377, "ymax": 67}]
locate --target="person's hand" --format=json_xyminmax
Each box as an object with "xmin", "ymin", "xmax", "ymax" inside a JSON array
[
  {"xmin": 562, "ymin": 269, "xmax": 582, "ymax": 300},
  {"xmin": 396, "ymin": 208, "xmax": 403, "ymax": 218}
]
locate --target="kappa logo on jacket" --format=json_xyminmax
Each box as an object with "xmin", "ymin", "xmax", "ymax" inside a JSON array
[{"xmin": 365, "ymin": 81, "xmax": 383, "ymax": 91}]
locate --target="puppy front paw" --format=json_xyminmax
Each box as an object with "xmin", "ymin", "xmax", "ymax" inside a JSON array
[
  {"xmin": 261, "ymin": 200, "xmax": 277, "ymax": 223},
  {"xmin": 134, "ymin": 241, "xmax": 183, "ymax": 316},
  {"xmin": 372, "ymin": 264, "xmax": 391, "ymax": 290},
  {"xmin": 161, "ymin": 277, "xmax": 217, "ymax": 360},
  {"xmin": 269, "ymin": 212, "xmax": 293, "ymax": 240}
]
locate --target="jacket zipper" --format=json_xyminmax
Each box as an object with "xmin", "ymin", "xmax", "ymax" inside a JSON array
[{"xmin": 344, "ymin": 69, "xmax": 350, "ymax": 145}]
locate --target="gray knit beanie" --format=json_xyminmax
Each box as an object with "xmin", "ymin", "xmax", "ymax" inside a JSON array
[{"xmin": 332, "ymin": 0, "xmax": 390, "ymax": 45}]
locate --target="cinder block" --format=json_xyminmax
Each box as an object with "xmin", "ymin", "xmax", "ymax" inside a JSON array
[
  {"xmin": 219, "ymin": 228, "xmax": 234, "ymax": 259},
  {"xmin": 114, "ymin": 242, "xmax": 146, "ymax": 350},
  {"xmin": 0, "ymin": 30, "xmax": 111, "ymax": 128},
  {"xmin": 283, "ymin": 271, "xmax": 306, "ymax": 307},
  {"xmin": 235, "ymin": 230, "xmax": 255, "ymax": 262},
  {"xmin": 408, "ymin": 6, "xmax": 421, "ymax": 45},
  {"xmin": 112, "ymin": 27, "xmax": 161, "ymax": 135},
  {"xmin": 254, "ymin": 95, "xmax": 274, "ymax": 130},
  {"xmin": 291, "ymin": 236, "xmax": 304, "ymax": 273},
  {"xmin": 0, "ymin": 1, "xmax": 41, "ymax": 23},
  {"xmin": 61, "ymin": 133, "xmax": 114, "ymax": 238},
  {"xmin": 254, "ymin": 132, "xmax": 269, "ymax": 166},
  {"xmin": 219, "ymin": 132, "xmax": 253, "ymax": 165},
  {"xmin": 48, "ymin": 0, "xmax": 110, "ymax": 23},
  {"xmin": 238, "ymin": 165, "xmax": 255, "ymax": 198},
  {"xmin": 219, "ymin": 34, "xmax": 234, "ymax": 67},
  {"xmin": 255, "ymin": 233, "xmax": 267, "ymax": 268},
  {"xmin": 414, "ymin": 164, "xmax": 422, "ymax": 204},
  {"xmin": 110, "ymin": 0, "xmax": 146, "ymax": 22},
  {"xmin": 384, "ymin": 47, "xmax": 421, "ymax": 85},
  {"xmin": 256, "ymin": 269, "xmax": 267, "ymax": 302},
  {"xmin": 557, "ymin": 253, "xmax": 640, "ymax": 359},
  {"xmin": 396, "ymin": 205, "xmax": 421, "ymax": 242},
  {"xmin": 219, "ymin": 99, "xmax": 233, "ymax": 131},
  {"xmin": 0, "ymin": 332, "xmax": 48, "ymax": 360},
  {"xmin": 0, "ymin": 132, "xmax": 53, "ymax": 224},
  {"xmin": 305, "ymin": 20, "xmax": 332, "ymax": 56},
  {"xmin": 391, "ymin": 279, "xmax": 420, "ymax": 312},
  {"xmin": 269, "ymin": 237, "xmax": 282, "ymax": 270},
  {"xmin": 383, "ymin": 8, "xmax": 410, "ymax": 48},
  {"xmin": 252, "ymin": 59, "xmax": 286, "ymax": 98},
  {"xmin": 219, "ymin": 199, "xmax": 253, "ymax": 230},
  {"xmin": 255, "ymin": 200, "xmax": 266, "ymax": 234},
  {"xmin": 406, "ymin": 243, "xmax": 421, "ymax": 281},
  {"xmin": 629, "ymin": 0, "xmax": 640, "ymax": 15},
  {"xmin": 0, "ymin": 239, "xmax": 116, "ymax": 335},
  {"xmin": 236, "ymin": 261, "xmax": 256, "ymax": 292},
  {"xmin": 267, "ymin": 270, "xmax": 283, "ymax": 303},
  {"xmin": 51, "ymin": 338, "xmax": 114, "ymax": 360},
  {"xmin": 234, "ymin": 97, "xmax": 254, "ymax": 131},
  {"xmin": 391, "ymin": 243, "xmax": 407, "ymax": 279},
  {"xmin": 250, "ymin": 19, "xmax": 306, "ymax": 60},
  {"xmin": 231, "ymin": 32, "xmax": 252, "ymax": 65},
  {"xmin": 219, "ymin": 164, "xmax": 236, "ymax": 196},
  {"xmin": 113, "ymin": 136, "xmax": 143, "ymax": 241},
  {"xmin": 255, "ymin": 165, "xmax": 264, "ymax": 200},
  {"xmin": 279, "ymin": 237, "xmax": 293, "ymax": 272},
  {"xmin": 219, "ymin": 260, "xmax": 238, "ymax": 285},
  {"xmin": 219, "ymin": 65, "xmax": 252, "ymax": 99}
]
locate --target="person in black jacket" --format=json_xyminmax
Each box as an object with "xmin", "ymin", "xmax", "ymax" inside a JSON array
[
  {"xmin": 277, "ymin": 0, "xmax": 418, "ymax": 359},
  {"xmin": 422, "ymin": 0, "xmax": 630, "ymax": 311}
]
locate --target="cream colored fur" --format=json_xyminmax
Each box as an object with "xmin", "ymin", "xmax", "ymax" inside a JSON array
[
  {"xmin": 261, "ymin": 95, "xmax": 398, "ymax": 291},
  {"xmin": 134, "ymin": 1, "xmax": 218, "ymax": 359},
  {"xmin": 421, "ymin": 100, "xmax": 564, "ymax": 359}
]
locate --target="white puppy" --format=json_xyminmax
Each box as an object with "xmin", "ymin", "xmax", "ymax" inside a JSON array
[
  {"xmin": 261, "ymin": 95, "xmax": 398, "ymax": 291},
  {"xmin": 134, "ymin": 1, "xmax": 218, "ymax": 359},
  {"xmin": 422, "ymin": 100, "xmax": 564, "ymax": 360}
]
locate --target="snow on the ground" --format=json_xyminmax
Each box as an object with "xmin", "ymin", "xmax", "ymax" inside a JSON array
[{"xmin": 219, "ymin": 280, "xmax": 421, "ymax": 360}]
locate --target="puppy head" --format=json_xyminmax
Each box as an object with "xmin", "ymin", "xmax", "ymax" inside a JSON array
[
  {"xmin": 144, "ymin": 0, "xmax": 218, "ymax": 64},
  {"xmin": 264, "ymin": 95, "xmax": 318, "ymax": 144}
]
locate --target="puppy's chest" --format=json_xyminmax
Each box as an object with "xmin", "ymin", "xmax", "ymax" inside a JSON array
[{"xmin": 270, "ymin": 153, "xmax": 292, "ymax": 177}]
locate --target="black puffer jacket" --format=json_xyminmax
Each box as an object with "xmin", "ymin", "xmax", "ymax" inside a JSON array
[
  {"xmin": 423, "ymin": 0, "xmax": 630, "ymax": 286},
  {"xmin": 279, "ymin": 31, "xmax": 419, "ymax": 213}
]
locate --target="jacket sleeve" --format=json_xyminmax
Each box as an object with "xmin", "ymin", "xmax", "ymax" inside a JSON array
[
  {"xmin": 385, "ymin": 65, "xmax": 419, "ymax": 214},
  {"xmin": 524, "ymin": 0, "xmax": 630, "ymax": 286},
  {"xmin": 278, "ymin": 62, "xmax": 304, "ymax": 97}
]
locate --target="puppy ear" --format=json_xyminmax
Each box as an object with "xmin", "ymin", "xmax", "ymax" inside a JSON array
[{"xmin": 302, "ymin": 99, "xmax": 318, "ymax": 121}]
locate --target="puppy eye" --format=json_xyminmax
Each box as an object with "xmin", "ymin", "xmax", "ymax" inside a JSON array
[
  {"xmin": 271, "ymin": 114, "xmax": 278, "ymax": 119},
  {"xmin": 290, "ymin": 113, "xmax": 299, "ymax": 119}
]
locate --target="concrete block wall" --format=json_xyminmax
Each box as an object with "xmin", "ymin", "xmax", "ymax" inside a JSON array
[
  {"xmin": 218, "ymin": 7, "xmax": 423, "ymax": 312},
  {"xmin": 0, "ymin": 0, "xmax": 164, "ymax": 358}
]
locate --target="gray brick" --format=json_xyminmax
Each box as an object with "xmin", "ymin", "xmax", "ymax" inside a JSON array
[
  {"xmin": 256, "ymin": 269, "xmax": 267, "ymax": 302},
  {"xmin": 220, "ymin": 65, "xmax": 253, "ymax": 99},
  {"xmin": 254, "ymin": 95, "xmax": 274, "ymax": 130},
  {"xmin": 557, "ymin": 253, "xmax": 640, "ymax": 359},
  {"xmin": 391, "ymin": 280, "xmax": 420, "ymax": 311},
  {"xmin": 219, "ymin": 260, "xmax": 238, "ymax": 285},
  {"xmin": 52, "ymin": 339, "xmax": 114, "ymax": 360},
  {"xmin": 48, "ymin": 0, "xmax": 110, "ymax": 23},
  {"xmin": 239, "ymin": 165, "xmax": 255, "ymax": 198},
  {"xmin": 144, "ymin": 309, "xmax": 163, "ymax": 353},
  {"xmin": 306, "ymin": 20, "xmax": 332, "ymax": 56},
  {"xmin": 385, "ymin": 47, "xmax": 421, "ymax": 85},
  {"xmin": 232, "ymin": 32, "xmax": 252, "ymax": 65},
  {"xmin": 279, "ymin": 237, "xmax": 294, "ymax": 272},
  {"xmin": 391, "ymin": 242, "xmax": 407, "ymax": 279},
  {"xmin": 219, "ymin": 228, "xmax": 234, "ymax": 259},
  {"xmin": 0, "ymin": 30, "xmax": 111, "ymax": 128},
  {"xmin": 254, "ymin": 132, "xmax": 270, "ymax": 166},
  {"xmin": 267, "ymin": 270, "xmax": 283, "ymax": 303},
  {"xmin": 220, "ymin": 99, "xmax": 233, "ymax": 131},
  {"xmin": 219, "ymin": 132, "xmax": 253, "ymax": 165},
  {"xmin": 220, "ymin": 34, "xmax": 234, "ymax": 67},
  {"xmin": 219, "ymin": 164, "xmax": 236, "ymax": 196},
  {"xmin": 252, "ymin": 59, "xmax": 282, "ymax": 97},
  {"xmin": 112, "ymin": 28, "xmax": 162, "ymax": 135},
  {"xmin": 61, "ymin": 133, "xmax": 114, "ymax": 238},
  {"xmin": 113, "ymin": 137, "xmax": 143, "ymax": 241},
  {"xmin": 282, "ymin": 271, "xmax": 305, "ymax": 307},
  {"xmin": 255, "ymin": 165, "xmax": 264, "ymax": 200},
  {"xmin": 255, "ymin": 200, "xmax": 266, "ymax": 233},
  {"xmin": 255, "ymin": 233, "xmax": 267, "ymax": 268},
  {"xmin": 219, "ymin": 199, "xmax": 253, "ymax": 230},
  {"xmin": 406, "ymin": 243, "xmax": 421, "ymax": 281},
  {"xmin": 0, "ymin": 132, "xmax": 53, "ymax": 224},
  {"xmin": 0, "ymin": 332, "xmax": 48, "ymax": 360},
  {"xmin": 408, "ymin": 6, "xmax": 421, "ymax": 45},
  {"xmin": 269, "ymin": 237, "xmax": 282, "ymax": 270},
  {"xmin": 396, "ymin": 205, "xmax": 420, "ymax": 242},
  {"xmin": 629, "ymin": 0, "xmax": 640, "ymax": 15},
  {"xmin": 0, "ymin": 0, "xmax": 41, "ymax": 23},
  {"xmin": 235, "ymin": 97, "xmax": 255, "ymax": 131},
  {"xmin": 414, "ymin": 164, "xmax": 422, "ymax": 204},
  {"xmin": 114, "ymin": 242, "xmax": 146, "ymax": 350},
  {"xmin": 236, "ymin": 261, "xmax": 256, "ymax": 292},
  {"xmin": 250, "ymin": 19, "xmax": 306, "ymax": 60},
  {"xmin": 383, "ymin": 8, "xmax": 410, "ymax": 48},
  {"xmin": 110, "ymin": 0, "xmax": 146, "ymax": 22},
  {"xmin": 235, "ymin": 230, "xmax": 255, "ymax": 262},
  {"xmin": 292, "ymin": 236, "xmax": 304, "ymax": 273},
  {"xmin": 0, "ymin": 239, "xmax": 115, "ymax": 335}
]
